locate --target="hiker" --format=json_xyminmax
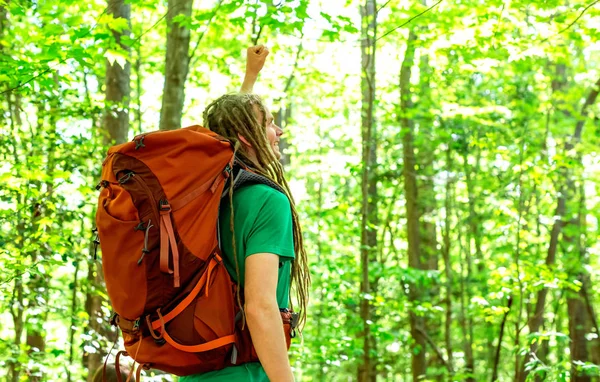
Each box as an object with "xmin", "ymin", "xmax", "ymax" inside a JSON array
[{"xmin": 180, "ymin": 46, "xmax": 310, "ymax": 381}]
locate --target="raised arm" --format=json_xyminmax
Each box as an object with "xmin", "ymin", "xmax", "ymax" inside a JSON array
[{"xmin": 241, "ymin": 45, "xmax": 270, "ymax": 94}]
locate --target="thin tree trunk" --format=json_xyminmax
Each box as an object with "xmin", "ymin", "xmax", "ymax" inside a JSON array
[
  {"xmin": 442, "ymin": 144, "xmax": 454, "ymax": 377},
  {"xmin": 159, "ymin": 0, "xmax": 193, "ymax": 131},
  {"xmin": 566, "ymin": 182, "xmax": 590, "ymax": 382},
  {"xmin": 2, "ymin": 10, "xmax": 24, "ymax": 382},
  {"xmin": 581, "ymin": 281, "xmax": 600, "ymax": 371},
  {"xmin": 458, "ymin": 222, "xmax": 475, "ymax": 382},
  {"xmin": 85, "ymin": 259, "xmax": 106, "ymax": 382},
  {"xmin": 416, "ymin": 30, "xmax": 442, "ymax": 380},
  {"xmin": 400, "ymin": 30, "xmax": 427, "ymax": 382},
  {"xmin": 274, "ymin": 38, "xmax": 303, "ymax": 168},
  {"xmin": 66, "ymin": 255, "xmax": 80, "ymax": 382},
  {"xmin": 104, "ymin": 0, "xmax": 131, "ymax": 144},
  {"xmin": 568, "ymin": 287, "xmax": 590, "ymax": 382},
  {"xmin": 491, "ymin": 296, "xmax": 513, "ymax": 381},
  {"xmin": 10, "ymin": 276, "xmax": 24, "ymax": 382},
  {"xmin": 134, "ymin": 33, "xmax": 143, "ymax": 136},
  {"xmin": 358, "ymin": 1, "xmax": 377, "ymax": 381},
  {"xmin": 519, "ymin": 74, "xmax": 600, "ymax": 382},
  {"xmin": 463, "ymin": 130, "xmax": 487, "ymax": 375}
]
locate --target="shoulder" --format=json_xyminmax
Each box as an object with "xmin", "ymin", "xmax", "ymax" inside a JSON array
[{"xmin": 236, "ymin": 184, "xmax": 290, "ymax": 208}]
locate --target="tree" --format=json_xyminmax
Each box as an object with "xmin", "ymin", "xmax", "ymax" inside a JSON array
[
  {"xmin": 400, "ymin": 29, "xmax": 429, "ymax": 381},
  {"xmin": 358, "ymin": 0, "xmax": 377, "ymax": 381},
  {"xmin": 85, "ymin": 0, "xmax": 131, "ymax": 379},
  {"xmin": 159, "ymin": 0, "xmax": 194, "ymax": 131}
]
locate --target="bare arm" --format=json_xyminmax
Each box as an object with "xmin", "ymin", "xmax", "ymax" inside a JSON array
[
  {"xmin": 244, "ymin": 253, "xmax": 294, "ymax": 382},
  {"xmin": 241, "ymin": 45, "xmax": 269, "ymax": 94}
]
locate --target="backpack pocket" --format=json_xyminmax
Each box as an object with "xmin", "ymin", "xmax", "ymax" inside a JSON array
[
  {"xmin": 96, "ymin": 185, "xmax": 148, "ymax": 320},
  {"xmin": 155, "ymin": 254, "xmax": 236, "ymax": 363}
]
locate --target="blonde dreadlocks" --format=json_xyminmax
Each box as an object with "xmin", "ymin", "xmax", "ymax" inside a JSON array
[{"xmin": 202, "ymin": 93, "xmax": 310, "ymax": 327}]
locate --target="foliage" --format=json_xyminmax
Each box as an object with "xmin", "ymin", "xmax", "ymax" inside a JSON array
[{"xmin": 1, "ymin": 0, "xmax": 599, "ymax": 380}]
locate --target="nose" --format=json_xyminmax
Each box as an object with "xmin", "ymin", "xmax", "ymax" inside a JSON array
[{"xmin": 276, "ymin": 125, "xmax": 283, "ymax": 136}]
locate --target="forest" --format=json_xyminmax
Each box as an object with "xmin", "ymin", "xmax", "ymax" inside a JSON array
[{"xmin": 1, "ymin": 0, "xmax": 599, "ymax": 381}]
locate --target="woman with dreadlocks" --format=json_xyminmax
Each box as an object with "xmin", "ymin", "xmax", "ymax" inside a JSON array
[{"xmin": 181, "ymin": 46, "xmax": 310, "ymax": 382}]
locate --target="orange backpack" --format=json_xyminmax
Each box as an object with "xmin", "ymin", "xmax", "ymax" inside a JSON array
[{"xmin": 95, "ymin": 126, "xmax": 297, "ymax": 379}]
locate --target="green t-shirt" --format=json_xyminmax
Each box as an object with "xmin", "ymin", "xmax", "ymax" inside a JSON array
[{"xmin": 181, "ymin": 184, "xmax": 295, "ymax": 382}]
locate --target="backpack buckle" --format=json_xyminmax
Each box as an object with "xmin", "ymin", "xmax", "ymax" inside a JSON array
[
  {"xmin": 109, "ymin": 312, "xmax": 119, "ymax": 327},
  {"xmin": 118, "ymin": 171, "xmax": 134, "ymax": 184},
  {"xmin": 223, "ymin": 163, "xmax": 232, "ymax": 178},
  {"xmin": 159, "ymin": 199, "xmax": 171, "ymax": 212},
  {"xmin": 132, "ymin": 318, "xmax": 141, "ymax": 331},
  {"xmin": 134, "ymin": 135, "xmax": 146, "ymax": 150}
]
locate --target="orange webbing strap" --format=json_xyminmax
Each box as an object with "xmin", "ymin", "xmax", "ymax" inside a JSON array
[
  {"xmin": 163, "ymin": 331, "xmax": 236, "ymax": 353},
  {"xmin": 171, "ymin": 168, "xmax": 230, "ymax": 212},
  {"xmin": 159, "ymin": 202, "xmax": 180, "ymax": 288},
  {"xmin": 152, "ymin": 303, "xmax": 235, "ymax": 353},
  {"xmin": 151, "ymin": 255, "xmax": 222, "ymax": 331}
]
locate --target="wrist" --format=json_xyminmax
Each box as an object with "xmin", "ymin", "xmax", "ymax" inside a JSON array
[{"xmin": 244, "ymin": 71, "xmax": 259, "ymax": 80}]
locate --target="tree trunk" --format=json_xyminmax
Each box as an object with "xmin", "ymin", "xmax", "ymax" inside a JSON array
[
  {"xmin": 568, "ymin": 290, "xmax": 590, "ymax": 382},
  {"xmin": 67, "ymin": 253, "xmax": 80, "ymax": 382},
  {"xmin": 416, "ymin": 31, "xmax": 442, "ymax": 381},
  {"xmin": 358, "ymin": 1, "xmax": 377, "ymax": 381},
  {"xmin": 103, "ymin": 0, "xmax": 131, "ymax": 144},
  {"xmin": 442, "ymin": 144, "xmax": 454, "ymax": 375},
  {"xmin": 274, "ymin": 39, "xmax": 303, "ymax": 168},
  {"xmin": 85, "ymin": 1, "xmax": 131, "ymax": 378},
  {"xmin": 134, "ymin": 33, "xmax": 143, "ymax": 136},
  {"xmin": 9, "ymin": 275, "xmax": 24, "ymax": 382},
  {"xmin": 159, "ymin": 0, "xmax": 193, "ymax": 131},
  {"xmin": 519, "ymin": 74, "xmax": 600, "ymax": 382},
  {"xmin": 566, "ymin": 182, "xmax": 590, "ymax": 382},
  {"xmin": 458, "ymin": 216, "xmax": 475, "ymax": 382},
  {"xmin": 400, "ymin": 30, "xmax": 427, "ymax": 382}
]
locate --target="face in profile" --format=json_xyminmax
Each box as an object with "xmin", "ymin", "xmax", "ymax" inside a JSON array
[{"xmin": 252, "ymin": 104, "xmax": 283, "ymax": 160}]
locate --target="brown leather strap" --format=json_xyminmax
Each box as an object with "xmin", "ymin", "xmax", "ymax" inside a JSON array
[
  {"xmin": 135, "ymin": 363, "xmax": 147, "ymax": 381},
  {"xmin": 115, "ymin": 351, "xmax": 128, "ymax": 382},
  {"xmin": 151, "ymin": 255, "xmax": 221, "ymax": 331},
  {"xmin": 159, "ymin": 203, "xmax": 180, "ymax": 288}
]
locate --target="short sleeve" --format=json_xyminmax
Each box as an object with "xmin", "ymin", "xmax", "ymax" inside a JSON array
[{"xmin": 244, "ymin": 189, "xmax": 295, "ymax": 260}]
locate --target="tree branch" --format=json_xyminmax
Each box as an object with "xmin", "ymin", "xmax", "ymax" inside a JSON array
[
  {"xmin": 492, "ymin": 296, "xmax": 513, "ymax": 382},
  {"xmin": 375, "ymin": 0, "xmax": 442, "ymax": 42},
  {"xmin": 188, "ymin": 0, "xmax": 223, "ymax": 66},
  {"xmin": 556, "ymin": 0, "xmax": 599, "ymax": 36},
  {"xmin": 415, "ymin": 326, "xmax": 454, "ymax": 373}
]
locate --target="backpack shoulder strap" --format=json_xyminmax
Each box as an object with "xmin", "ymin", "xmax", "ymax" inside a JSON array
[{"xmin": 221, "ymin": 162, "xmax": 285, "ymax": 199}]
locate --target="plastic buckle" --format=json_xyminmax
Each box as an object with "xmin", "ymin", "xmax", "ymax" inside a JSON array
[
  {"xmin": 223, "ymin": 163, "xmax": 232, "ymax": 178},
  {"xmin": 290, "ymin": 312, "xmax": 300, "ymax": 330},
  {"xmin": 135, "ymin": 136, "xmax": 146, "ymax": 150},
  {"xmin": 118, "ymin": 171, "xmax": 134, "ymax": 184},
  {"xmin": 159, "ymin": 199, "xmax": 171, "ymax": 212},
  {"xmin": 109, "ymin": 312, "xmax": 119, "ymax": 327},
  {"xmin": 95, "ymin": 180, "xmax": 109, "ymax": 191},
  {"xmin": 132, "ymin": 318, "xmax": 141, "ymax": 331}
]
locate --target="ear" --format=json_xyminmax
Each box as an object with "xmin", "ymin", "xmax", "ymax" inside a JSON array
[{"xmin": 238, "ymin": 134, "xmax": 252, "ymax": 148}]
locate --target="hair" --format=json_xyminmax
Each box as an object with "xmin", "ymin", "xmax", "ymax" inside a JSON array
[
  {"xmin": 203, "ymin": 93, "xmax": 310, "ymax": 327},
  {"xmin": 92, "ymin": 364, "xmax": 135, "ymax": 382}
]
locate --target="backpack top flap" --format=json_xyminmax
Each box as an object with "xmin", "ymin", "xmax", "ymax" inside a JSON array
[{"xmin": 106, "ymin": 125, "xmax": 235, "ymax": 262}]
